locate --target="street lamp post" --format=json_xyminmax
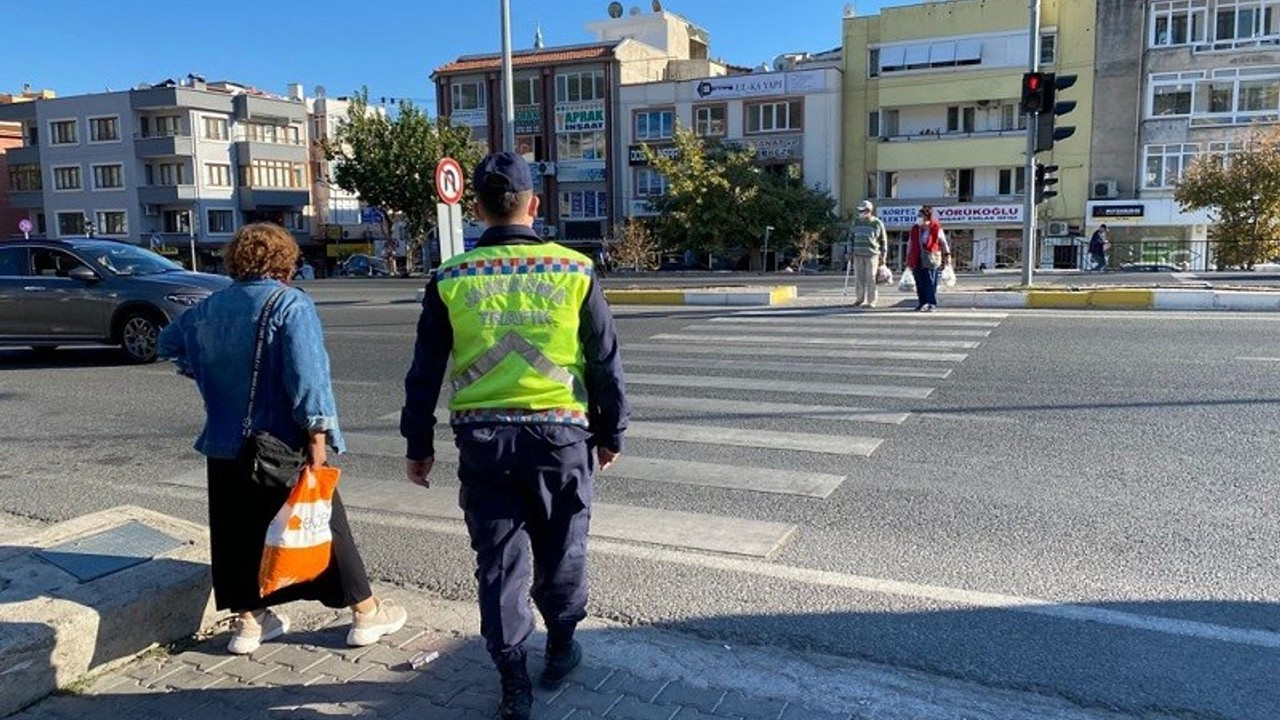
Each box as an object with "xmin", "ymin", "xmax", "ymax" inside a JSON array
[
  {"xmin": 188, "ymin": 209, "xmax": 198, "ymax": 272},
  {"xmin": 499, "ymin": 0, "xmax": 516, "ymax": 151},
  {"xmin": 763, "ymin": 225, "xmax": 774, "ymax": 273}
]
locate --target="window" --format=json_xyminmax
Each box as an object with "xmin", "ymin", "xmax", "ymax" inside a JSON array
[
  {"xmin": 1144, "ymin": 143, "xmax": 1199, "ymax": 188},
  {"xmin": 241, "ymin": 160, "xmax": 306, "ymax": 188},
  {"xmin": 163, "ymin": 209, "xmax": 191, "ymax": 234},
  {"xmin": 89, "ymin": 116, "xmax": 119, "ymax": 142},
  {"xmin": 998, "ymin": 167, "xmax": 1027, "ymax": 195},
  {"xmin": 30, "ymin": 247, "xmax": 87, "ymax": 274},
  {"xmin": 154, "ymin": 115, "xmax": 182, "ymax": 137},
  {"xmin": 56, "ymin": 212, "xmax": 86, "ymax": 237},
  {"xmin": 513, "ymin": 76, "xmax": 541, "ymax": 106},
  {"xmin": 694, "ymin": 105, "xmax": 726, "ymax": 137},
  {"xmin": 1193, "ymin": 80, "xmax": 1235, "ymax": 113},
  {"xmin": 286, "ymin": 125, "xmax": 300, "ymax": 145},
  {"xmin": 1039, "ymin": 33, "xmax": 1057, "ymax": 65},
  {"xmin": 878, "ymin": 40, "xmax": 981, "ymax": 73},
  {"xmin": 247, "ymin": 123, "xmax": 280, "ymax": 143},
  {"xmin": 559, "ymin": 190, "xmax": 608, "ymax": 219},
  {"xmin": 1238, "ymin": 77, "xmax": 1280, "ymax": 111},
  {"xmin": 868, "ymin": 48, "xmax": 880, "ymax": 78},
  {"xmin": 866, "ymin": 172, "xmax": 878, "ymax": 199},
  {"xmin": 879, "ymin": 171, "xmax": 898, "ymax": 198},
  {"xmin": 635, "ymin": 168, "xmax": 667, "ymax": 197},
  {"xmin": 882, "ymin": 109, "xmax": 900, "ymax": 136},
  {"xmin": 144, "ymin": 164, "xmax": 154, "ymax": 185},
  {"xmin": 1152, "ymin": 82, "xmax": 1194, "ymax": 115},
  {"xmin": 50, "ymin": 120, "xmax": 77, "ymax": 145},
  {"xmin": 868, "ymin": 111, "xmax": 880, "ymax": 138},
  {"xmin": 207, "ymin": 209, "xmax": 235, "ymax": 234},
  {"xmin": 96, "ymin": 211, "xmax": 127, "ymax": 235},
  {"xmin": 92, "ymin": 164, "xmax": 124, "ymax": 189},
  {"xmin": 516, "ymin": 134, "xmax": 544, "ymax": 162},
  {"xmin": 53, "ymin": 166, "xmax": 82, "ymax": 191},
  {"xmin": 9, "ymin": 164, "xmax": 41, "ymax": 191},
  {"xmin": 555, "ymin": 131, "xmax": 606, "ymax": 160},
  {"xmin": 206, "ymin": 163, "xmax": 232, "ymax": 187},
  {"xmin": 451, "ymin": 81, "xmax": 487, "ymax": 111},
  {"xmin": 746, "ymin": 100, "xmax": 803, "ymax": 133},
  {"xmin": 1000, "ymin": 104, "xmax": 1028, "ymax": 130},
  {"xmin": 1213, "ymin": 1, "xmax": 1277, "ymax": 43},
  {"xmin": 158, "ymin": 163, "xmax": 187, "ymax": 186},
  {"xmin": 283, "ymin": 211, "xmax": 304, "ymax": 231},
  {"xmin": 1151, "ymin": 1, "xmax": 1208, "ymax": 46},
  {"xmin": 0, "ymin": 247, "xmax": 24, "ymax": 276},
  {"xmin": 635, "ymin": 110, "xmax": 674, "ymax": 141},
  {"xmin": 946, "ymin": 106, "xmax": 977, "ymax": 133},
  {"xmin": 555, "ymin": 71, "xmax": 605, "ymax": 103},
  {"xmin": 204, "ymin": 116, "xmax": 229, "ymax": 140}
]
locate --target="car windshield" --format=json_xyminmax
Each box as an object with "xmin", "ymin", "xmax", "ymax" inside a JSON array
[{"xmin": 80, "ymin": 244, "xmax": 184, "ymax": 276}]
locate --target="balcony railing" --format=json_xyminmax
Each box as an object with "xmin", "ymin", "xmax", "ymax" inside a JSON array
[{"xmin": 878, "ymin": 128, "xmax": 1025, "ymax": 143}]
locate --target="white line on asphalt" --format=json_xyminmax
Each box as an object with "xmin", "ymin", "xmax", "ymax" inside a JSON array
[
  {"xmin": 625, "ymin": 421, "xmax": 881, "ymax": 456},
  {"xmin": 680, "ymin": 323, "xmax": 993, "ymax": 338},
  {"xmin": 1236, "ymin": 356, "xmax": 1280, "ymax": 362},
  {"xmin": 736, "ymin": 309, "xmax": 1011, "ymax": 320},
  {"xmin": 622, "ymin": 343, "xmax": 969, "ymax": 363},
  {"xmin": 649, "ymin": 334, "xmax": 980, "ymax": 350},
  {"xmin": 131, "ymin": 369, "xmax": 384, "ymax": 388},
  {"xmin": 623, "ymin": 356, "xmax": 953, "ymax": 380},
  {"xmin": 707, "ymin": 316, "xmax": 1003, "ymax": 329},
  {"xmin": 343, "ymin": 432, "xmax": 847, "ymax": 498},
  {"xmin": 625, "ymin": 372, "xmax": 933, "ymax": 399},
  {"xmin": 324, "ymin": 330, "xmax": 417, "ymax": 338}
]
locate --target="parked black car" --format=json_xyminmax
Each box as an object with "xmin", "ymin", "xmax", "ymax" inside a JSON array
[{"xmin": 0, "ymin": 238, "xmax": 230, "ymax": 362}]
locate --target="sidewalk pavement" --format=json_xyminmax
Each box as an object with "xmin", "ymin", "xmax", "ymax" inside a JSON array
[{"xmin": 11, "ymin": 581, "xmax": 1134, "ymax": 720}]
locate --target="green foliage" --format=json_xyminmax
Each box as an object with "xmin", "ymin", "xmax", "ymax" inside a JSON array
[
  {"xmin": 607, "ymin": 220, "xmax": 658, "ymax": 271},
  {"xmin": 643, "ymin": 128, "xmax": 840, "ymax": 270},
  {"xmin": 324, "ymin": 89, "xmax": 483, "ymax": 271},
  {"xmin": 1175, "ymin": 126, "xmax": 1280, "ymax": 269}
]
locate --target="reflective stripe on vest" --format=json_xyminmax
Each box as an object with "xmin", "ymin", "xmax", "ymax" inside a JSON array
[{"xmin": 450, "ymin": 331, "xmax": 587, "ymax": 404}]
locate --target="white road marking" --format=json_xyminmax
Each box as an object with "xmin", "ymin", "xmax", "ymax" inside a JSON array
[
  {"xmin": 686, "ymin": 323, "xmax": 992, "ymax": 338},
  {"xmin": 625, "ymin": 421, "xmax": 881, "ymax": 456},
  {"xmin": 650, "ymin": 333, "xmax": 980, "ymax": 350},
  {"xmin": 624, "ymin": 343, "xmax": 969, "ymax": 363},
  {"xmin": 1236, "ymin": 356, "xmax": 1280, "ymax": 362},
  {"xmin": 132, "ymin": 369, "xmax": 384, "ymax": 388},
  {"xmin": 343, "ymin": 432, "xmax": 846, "ymax": 498},
  {"xmin": 628, "ymin": 394, "xmax": 910, "ymax": 425},
  {"xmin": 737, "ymin": 308, "xmax": 1011, "ymax": 320},
  {"xmin": 626, "ymin": 372, "xmax": 933, "ymax": 399},
  {"xmin": 623, "ymin": 356, "xmax": 952, "ymax": 380},
  {"xmin": 708, "ymin": 316, "xmax": 1003, "ymax": 329}
]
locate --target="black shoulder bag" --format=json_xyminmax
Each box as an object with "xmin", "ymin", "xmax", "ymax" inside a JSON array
[{"xmin": 237, "ymin": 287, "xmax": 306, "ymax": 489}]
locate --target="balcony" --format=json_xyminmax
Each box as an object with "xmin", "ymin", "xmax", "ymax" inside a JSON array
[
  {"xmin": 239, "ymin": 188, "xmax": 309, "ymax": 210},
  {"xmin": 135, "ymin": 132, "xmax": 195, "ymax": 158},
  {"xmin": 5, "ymin": 145, "xmax": 40, "ymax": 165},
  {"xmin": 233, "ymin": 94, "xmax": 306, "ymax": 123},
  {"xmin": 7, "ymin": 191, "xmax": 44, "ymax": 208},
  {"xmin": 138, "ymin": 185, "xmax": 200, "ymax": 205},
  {"xmin": 874, "ymin": 133, "xmax": 1026, "ymax": 172},
  {"xmin": 130, "ymin": 86, "xmax": 230, "ymax": 113},
  {"xmin": 234, "ymin": 139, "xmax": 308, "ymax": 164}
]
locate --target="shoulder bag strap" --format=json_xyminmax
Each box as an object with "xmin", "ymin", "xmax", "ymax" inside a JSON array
[{"xmin": 241, "ymin": 286, "xmax": 289, "ymax": 439}]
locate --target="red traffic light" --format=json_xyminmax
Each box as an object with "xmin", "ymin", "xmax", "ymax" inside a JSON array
[
  {"xmin": 1025, "ymin": 74, "xmax": 1041, "ymax": 91},
  {"xmin": 1020, "ymin": 72, "xmax": 1050, "ymax": 114}
]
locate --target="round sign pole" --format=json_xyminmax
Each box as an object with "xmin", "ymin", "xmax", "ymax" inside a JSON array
[
  {"xmin": 435, "ymin": 158, "xmax": 465, "ymax": 205},
  {"xmin": 18, "ymin": 218, "xmax": 33, "ymax": 240}
]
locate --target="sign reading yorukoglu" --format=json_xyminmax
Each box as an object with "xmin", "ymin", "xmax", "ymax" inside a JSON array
[
  {"xmin": 556, "ymin": 102, "xmax": 606, "ymax": 132},
  {"xmin": 879, "ymin": 204, "xmax": 1024, "ymax": 227}
]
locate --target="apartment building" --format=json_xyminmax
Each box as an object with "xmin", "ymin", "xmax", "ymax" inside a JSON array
[
  {"xmin": 1088, "ymin": 0, "xmax": 1280, "ymax": 270},
  {"xmin": 307, "ymin": 90, "xmax": 391, "ymax": 267},
  {"xmin": 433, "ymin": 5, "xmax": 728, "ymax": 245},
  {"xmin": 619, "ymin": 59, "xmax": 844, "ymax": 230},
  {"xmin": 843, "ymin": 0, "xmax": 1097, "ymax": 270},
  {"xmin": 0, "ymin": 77, "xmax": 311, "ymax": 269},
  {"xmin": 1, "ymin": 87, "xmax": 56, "ymax": 239}
]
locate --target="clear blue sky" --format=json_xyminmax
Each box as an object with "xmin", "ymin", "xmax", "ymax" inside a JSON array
[{"xmin": 4, "ymin": 0, "xmax": 918, "ymax": 109}]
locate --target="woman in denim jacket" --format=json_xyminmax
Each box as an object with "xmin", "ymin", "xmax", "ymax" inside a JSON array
[{"xmin": 158, "ymin": 223, "xmax": 406, "ymax": 655}]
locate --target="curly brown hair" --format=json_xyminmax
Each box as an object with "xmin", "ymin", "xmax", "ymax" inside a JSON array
[{"xmin": 225, "ymin": 223, "xmax": 300, "ymax": 281}]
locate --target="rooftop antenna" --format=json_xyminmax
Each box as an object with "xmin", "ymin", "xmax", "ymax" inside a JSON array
[
  {"xmin": 534, "ymin": 23, "xmax": 545, "ymax": 49},
  {"xmin": 608, "ymin": 1, "xmax": 623, "ymax": 18}
]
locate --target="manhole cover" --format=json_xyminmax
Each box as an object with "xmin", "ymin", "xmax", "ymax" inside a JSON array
[{"xmin": 34, "ymin": 521, "xmax": 183, "ymax": 583}]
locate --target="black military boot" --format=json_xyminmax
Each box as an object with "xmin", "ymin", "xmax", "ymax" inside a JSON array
[
  {"xmin": 539, "ymin": 629, "xmax": 582, "ymax": 689},
  {"xmin": 497, "ymin": 654, "xmax": 533, "ymax": 720}
]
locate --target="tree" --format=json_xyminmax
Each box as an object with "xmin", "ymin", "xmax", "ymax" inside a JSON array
[
  {"xmin": 1175, "ymin": 126, "xmax": 1280, "ymax": 269},
  {"xmin": 643, "ymin": 128, "xmax": 840, "ymax": 270},
  {"xmin": 606, "ymin": 220, "xmax": 658, "ymax": 271},
  {"xmin": 324, "ymin": 89, "xmax": 483, "ymax": 273}
]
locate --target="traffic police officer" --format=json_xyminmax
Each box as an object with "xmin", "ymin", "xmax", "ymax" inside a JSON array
[{"xmin": 402, "ymin": 151, "xmax": 629, "ymax": 720}]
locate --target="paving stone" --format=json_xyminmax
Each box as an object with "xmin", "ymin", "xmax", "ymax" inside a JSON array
[
  {"xmin": 174, "ymin": 648, "xmax": 237, "ymax": 673},
  {"xmin": 606, "ymin": 695, "xmax": 679, "ymax": 720},
  {"xmin": 444, "ymin": 689, "xmax": 497, "ymax": 714},
  {"xmin": 560, "ymin": 664, "xmax": 614, "ymax": 691},
  {"xmin": 122, "ymin": 657, "xmax": 182, "ymax": 683},
  {"xmin": 715, "ymin": 691, "xmax": 785, "ymax": 720},
  {"xmin": 251, "ymin": 665, "xmax": 330, "ymax": 688},
  {"xmin": 598, "ymin": 670, "xmax": 670, "ymax": 703},
  {"xmin": 672, "ymin": 708, "xmax": 725, "ymax": 720},
  {"xmin": 347, "ymin": 663, "xmax": 419, "ymax": 689},
  {"xmin": 259, "ymin": 645, "xmax": 334, "ymax": 672},
  {"xmin": 778, "ymin": 705, "xmax": 851, "ymax": 720},
  {"xmin": 351, "ymin": 642, "xmax": 412, "ymax": 667},
  {"xmin": 215, "ymin": 655, "xmax": 281, "ymax": 683},
  {"xmin": 152, "ymin": 664, "xmax": 230, "ymax": 691},
  {"xmin": 546, "ymin": 683, "xmax": 624, "ymax": 715},
  {"xmin": 566, "ymin": 712, "xmax": 611, "ymax": 720},
  {"xmin": 653, "ymin": 682, "xmax": 726, "ymax": 714}
]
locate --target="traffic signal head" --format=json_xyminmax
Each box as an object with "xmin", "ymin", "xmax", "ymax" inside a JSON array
[
  {"xmin": 1034, "ymin": 163, "xmax": 1060, "ymax": 204},
  {"xmin": 1021, "ymin": 72, "xmax": 1050, "ymax": 114},
  {"xmin": 1033, "ymin": 73, "xmax": 1079, "ymax": 153}
]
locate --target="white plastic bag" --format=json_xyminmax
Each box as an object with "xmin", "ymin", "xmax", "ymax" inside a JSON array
[
  {"xmin": 898, "ymin": 271, "xmax": 915, "ymax": 291},
  {"xmin": 876, "ymin": 265, "xmax": 893, "ymax": 286},
  {"xmin": 940, "ymin": 265, "xmax": 957, "ymax": 288}
]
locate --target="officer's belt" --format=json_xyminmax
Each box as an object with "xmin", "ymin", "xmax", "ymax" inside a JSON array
[{"xmin": 452, "ymin": 332, "xmax": 586, "ymax": 402}]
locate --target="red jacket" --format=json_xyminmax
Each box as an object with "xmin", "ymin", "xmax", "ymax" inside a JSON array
[{"xmin": 907, "ymin": 221, "xmax": 944, "ymax": 269}]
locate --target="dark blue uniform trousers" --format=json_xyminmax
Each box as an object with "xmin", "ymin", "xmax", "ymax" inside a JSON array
[{"xmin": 456, "ymin": 425, "xmax": 593, "ymax": 667}]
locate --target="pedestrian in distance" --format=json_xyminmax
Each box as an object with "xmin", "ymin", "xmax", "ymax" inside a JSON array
[
  {"xmin": 158, "ymin": 222, "xmax": 406, "ymax": 656},
  {"xmin": 906, "ymin": 205, "xmax": 951, "ymax": 312},
  {"xmin": 1089, "ymin": 224, "xmax": 1110, "ymax": 271},
  {"xmin": 849, "ymin": 199, "xmax": 889, "ymax": 308},
  {"xmin": 401, "ymin": 152, "xmax": 630, "ymax": 720}
]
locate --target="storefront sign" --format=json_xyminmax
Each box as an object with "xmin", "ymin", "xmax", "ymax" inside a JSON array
[
  {"xmin": 629, "ymin": 198, "xmax": 659, "ymax": 217},
  {"xmin": 785, "ymin": 69, "xmax": 826, "ymax": 94},
  {"xmin": 629, "ymin": 144, "xmax": 679, "ymax": 166},
  {"xmin": 692, "ymin": 74, "xmax": 785, "ymax": 100},
  {"xmin": 725, "ymin": 135, "xmax": 804, "ymax": 162},
  {"xmin": 556, "ymin": 161, "xmax": 606, "ymax": 183},
  {"xmin": 878, "ymin": 204, "xmax": 1024, "ymax": 228},
  {"xmin": 514, "ymin": 105, "xmax": 541, "ymax": 135},
  {"xmin": 448, "ymin": 108, "xmax": 488, "ymax": 127},
  {"xmin": 1092, "ymin": 204, "xmax": 1145, "ymax": 219},
  {"xmin": 556, "ymin": 102, "xmax": 606, "ymax": 132}
]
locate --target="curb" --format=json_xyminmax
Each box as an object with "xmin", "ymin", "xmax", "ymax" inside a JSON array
[
  {"xmin": 605, "ymin": 285, "xmax": 798, "ymax": 306},
  {"xmin": 934, "ymin": 288, "xmax": 1280, "ymax": 311}
]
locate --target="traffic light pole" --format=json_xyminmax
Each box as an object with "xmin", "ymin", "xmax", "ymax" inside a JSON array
[{"xmin": 1022, "ymin": 0, "xmax": 1041, "ymax": 287}]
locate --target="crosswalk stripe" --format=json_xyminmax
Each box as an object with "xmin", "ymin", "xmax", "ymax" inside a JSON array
[
  {"xmin": 626, "ymin": 372, "xmax": 933, "ymax": 399},
  {"xmin": 158, "ymin": 468, "xmax": 795, "ymax": 558},
  {"xmin": 680, "ymin": 323, "xmax": 992, "ymax": 338},
  {"xmin": 650, "ymin": 333, "xmax": 979, "ymax": 350},
  {"xmin": 628, "ymin": 394, "xmax": 910, "ymax": 425},
  {"xmin": 744, "ymin": 308, "xmax": 1010, "ymax": 320},
  {"xmin": 624, "ymin": 421, "xmax": 881, "ymax": 456},
  {"xmin": 624, "ymin": 356, "xmax": 952, "ymax": 379},
  {"xmin": 342, "ymin": 432, "xmax": 846, "ymax": 498},
  {"xmin": 624, "ymin": 343, "xmax": 968, "ymax": 363},
  {"xmin": 707, "ymin": 316, "xmax": 1002, "ymax": 329}
]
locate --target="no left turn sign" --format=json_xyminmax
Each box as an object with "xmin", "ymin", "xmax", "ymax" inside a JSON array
[{"xmin": 435, "ymin": 158, "xmax": 464, "ymax": 205}]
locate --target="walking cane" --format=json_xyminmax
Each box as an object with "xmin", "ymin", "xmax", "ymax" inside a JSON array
[{"xmin": 842, "ymin": 257, "xmax": 852, "ymax": 296}]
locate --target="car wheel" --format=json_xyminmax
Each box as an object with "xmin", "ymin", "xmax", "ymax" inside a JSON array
[{"xmin": 119, "ymin": 311, "xmax": 162, "ymax": 363}]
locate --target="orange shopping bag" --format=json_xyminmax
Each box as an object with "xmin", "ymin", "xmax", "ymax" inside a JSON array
[{"xmin": 258, "ymin": 466, "xmax": 340, "ymax": 597}]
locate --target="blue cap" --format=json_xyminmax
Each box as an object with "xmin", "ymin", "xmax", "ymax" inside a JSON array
[{"xmin": 472, "ymin": 151, "xmax": 533, "ymax": 194}]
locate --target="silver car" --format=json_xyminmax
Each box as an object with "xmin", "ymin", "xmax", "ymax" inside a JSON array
[{"xmin": 0, "ymin": 238, "xmax": 231, "ymax": 362}]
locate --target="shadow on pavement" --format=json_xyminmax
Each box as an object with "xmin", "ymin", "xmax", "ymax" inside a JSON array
[{"xmin": 0, "ymin": 347, "xmax": 132, "ymax": 370}]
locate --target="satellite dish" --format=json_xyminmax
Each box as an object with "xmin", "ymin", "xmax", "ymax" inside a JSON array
[
  {"xmin": 314, "ymin": 85, "xmax": 326, "ymax": 98},
  {"xmin": 652, "ymin": 0, "xmax": 663, "ymax": 12},
  {"xmin": 629, "ymin": 6, "xmax": 641, "ymax": 16},
  {"xmin": 608, "ymin": 1, "xmax": 623, "ymax": 17}
]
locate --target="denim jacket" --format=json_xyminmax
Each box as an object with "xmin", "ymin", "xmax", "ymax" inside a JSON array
[{"xmin": 157, "ymin": 279, "xmax": 345, "ymax": 459}]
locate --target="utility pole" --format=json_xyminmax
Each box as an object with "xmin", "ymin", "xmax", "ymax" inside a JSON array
[
  {"xmin": 500, "ymin": 0, "xmax": 516, "ymax": 151},
  {"xmin": 1021, "ymin": 0, "xmax": 1041, "ymax": 287}
]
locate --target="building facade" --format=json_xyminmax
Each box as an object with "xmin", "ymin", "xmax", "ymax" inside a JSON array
[
  {"xmin": 433, "ymin": 7, "xmax": 726, "ymax": 246},
  {"xmin": 0, "ymin": 77, "xmax": 311, "ymax": 269},
  {"xmin": 1087, "ymin": 0, "xmax": 1280, "ymax": 270},
  {"xmin": 843, "ymin": 0, "xmax": 1098, "ymax": 270}
]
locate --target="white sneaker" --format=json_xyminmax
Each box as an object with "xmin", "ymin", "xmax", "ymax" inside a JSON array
[
  {"xmin": 347, "ymin": 598, "xmax": 408, "ymax": 647},
  {"xmin": 227, "ymin": 609, "xmax": 289, "ymax": 655}
]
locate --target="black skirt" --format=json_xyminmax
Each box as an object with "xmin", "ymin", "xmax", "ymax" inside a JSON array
[{"xmin": 206, "ymin": 457, "xmax": 372, "ymax": 612}]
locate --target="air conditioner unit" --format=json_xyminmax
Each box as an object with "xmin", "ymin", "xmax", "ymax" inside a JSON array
[
  {"xmin": 144, "ymin": 204, "xmax": 160, "ymax": 217},
  {"xmin": 1047, "ymin": 221, "xmax": 1070, "ymax": 237},
  {"xmin": 1093, "ymin": 180, "xmax": 1119, "ymax": 199},
  {"xmin": 534, "ymin": 161, "xmax": 556, "ymax": 176}
]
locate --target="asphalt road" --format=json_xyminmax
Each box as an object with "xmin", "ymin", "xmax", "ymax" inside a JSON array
[{"xmin": 2, "ymin": 279, "xmax": 1278, "ymax": 719}]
